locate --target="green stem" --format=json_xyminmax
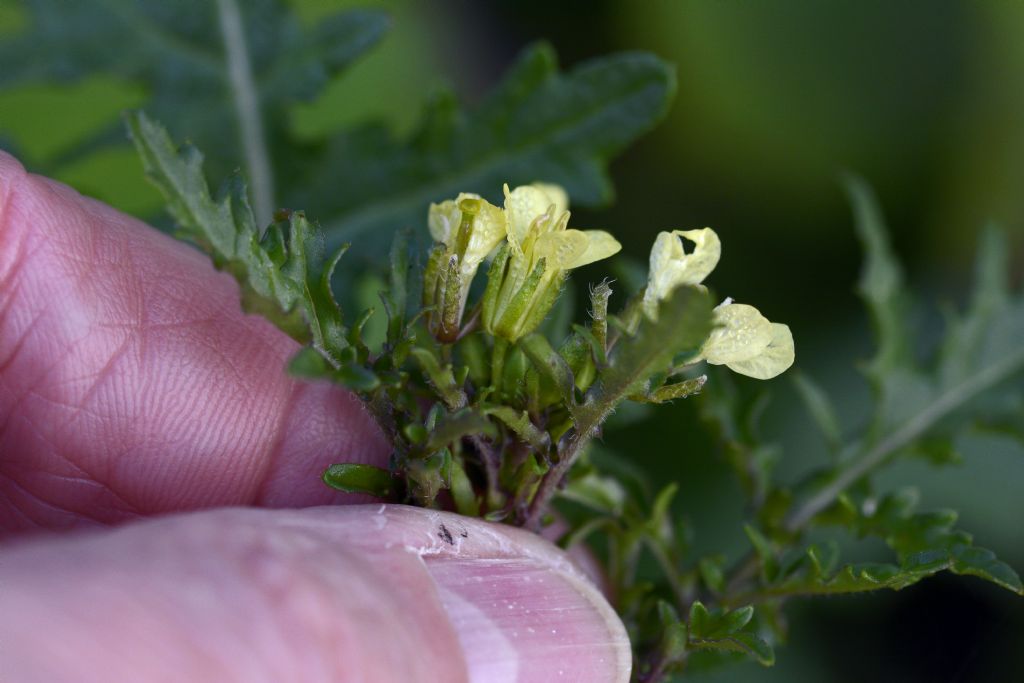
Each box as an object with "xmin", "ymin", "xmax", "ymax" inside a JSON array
[
  {"xmin": 216, "ymin": 0, "xmax": 274, "ymax": 227},
  {"xmin": 491, "ymin": 337, "xmax": 509, "ymax": 393},
  {"xmin": 724, "ymin": 344, "xmax": 1024, "ymax": 600},
  {"xmin": 785, "ymin": 345, "xmax": 1024, "ymax": 531},
  {"xmin": 522, "ymin": 428, "xmax": 591, "ymax": 530}
]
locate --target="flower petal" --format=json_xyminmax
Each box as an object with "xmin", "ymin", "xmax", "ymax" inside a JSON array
[
  {"xmin": 566, "ymin": 230, "xmax": 621, "ymax": 269},
  {"xmin": 428, "ymin": 199, "xmax": 460, "ymax": 245},
  {"xmin": 534, "ymin": 230, "xmax": 590, "ymax": 269},
  {"xmin": 533, "ymin": 183, "xmax": 569, "ymax": 216},
  {"xmin": 504, "ymin": 184, "xmax": 555, "ymax": 246},
  {"xmin": 701, "ymin": 303, "xmax": 773, "ymax": 365},
  {"xmin": 726, "ymin": 323, "xmax": 795, "ymax": 379},
  {"xmin": 458, "ymin": 197, "xmax": 506, "ymax": 268},
  {"xmin": 645, "ymin": 231, "xmax": 684, "ymax": 304},
  {"xmin": 643, "ymin": 228, "xmax": 721, "ymax": 311},
  {"xmin": 672, "ymin": 228, "xmax": 720, "ymax": 286}
]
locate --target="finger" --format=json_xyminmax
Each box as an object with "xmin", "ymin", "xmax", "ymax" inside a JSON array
[
  {"xmin": 0, "ymin": 505, "xmax": 631, "ymax": 683},
  {"xmin": 0, "ymin": 152, "xmax": 388, "ymax": 535}
]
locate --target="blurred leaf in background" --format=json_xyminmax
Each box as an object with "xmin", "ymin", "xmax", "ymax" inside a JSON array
[{"xmin": 0, "ymin": 0, "xmax": 676, "ymax": 272}]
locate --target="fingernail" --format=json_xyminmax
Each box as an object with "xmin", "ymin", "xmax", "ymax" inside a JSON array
[{"xmin": 425, "ymin": 557, "xmax": 631, "ymax": 683}]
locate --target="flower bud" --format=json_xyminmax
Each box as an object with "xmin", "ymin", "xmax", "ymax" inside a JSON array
[{"xmin": 425, "ymin": 194, "xmax": 506, "ymax": 341}]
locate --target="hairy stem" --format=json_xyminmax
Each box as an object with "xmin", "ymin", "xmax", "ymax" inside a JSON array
[
  {"xmin": 216, "ymin": 0, "xmax": 274, "ymax": 227},
  {"xmin": 523, "ymin": 429, "xmax": 591, "ymax": 530},
  {"xmin": 468, "ymin": 433, "xmax": 500, "ymax": 508}
]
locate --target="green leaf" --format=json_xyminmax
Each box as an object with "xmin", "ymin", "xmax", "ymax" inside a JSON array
[
  {"xmin": 449, "ymin": 454, "xmax": 480, "ymax": 517},
  {"xmin": 406, "ymin": 447, "xmax": 453, "ymax": 506},
  {"xmin": 322, "ymin": 463, "xmax": 393, "ymax": 497},
  {"xmin": 791, "ymin": 372, "xmax": 843, "ymax": 452},
  {"xmin": 484, "ymin": 406, "xmax": 550, "ymax": 451},
  {"xmin": 951, "ymin": 546, "xmax": 1024, "ymax": 594},
  {"xmin": 744, "ymin": 524, "xmax": 779, "ymax": 583},
  {"xmin": 687, "ymin": 601, "xmax": 774, "ymax": 666},
  {"xmin": 785, "ymin": 189, "xmax": 1024, "ymax": 532},
  {"xmin": 288, "ymin": 346, "xmax": 331, "ymax": 379},
  {"xmin": 127, "ymin": 111, "xmax": 350, "ymax": 360},
  {"xmin": 699, "ymin": 369, "xmax": 780, "ymax": 507},
  {"xmin": 409, "ymin": 346, "xmax": 467, "ymax": 410},
  {"xmin": 858, "ymin": 491, "xmax": 1023, "ymax": 594},
  {"xmin": 845, "ymin": 175, "xmax": 913, "ymax": 381},
  {"xmin": 560, "ymin": 470, "xmax": 627, "ymax": 514},
  {"xmin": 288, "ymin": 345, "xmax": 380, "ymax": 392},
  {"xmin": 632, "ymin": 375, "xmax": 707, "ymax": 404},
  {"xmin": 304, "ymin": 42, "xmax": 677, "ymax": 253},
  {"xmin": 521, "ymin": 333, "xmax": 576, "ymax": 408},
  {"xmin": 279, "ymin": 212, "xmax": 348, "ymax": 360},
  {"xmin": 427, "ymin": 409, "xmax": 497, "ymax": 451},
  {"xmin": 713, "ymin": 632, "xmax": 776, "ymax": 667},
  {"xmin": 656, "ymin": 601, "xmax": 688, "ymax": 661},
  {"xmin": 699, "ymin": 556, "xmax": 727, "ymax": 595},
  {"xmin": 334, "ymin": 358, "xmax": 381, "ymax": 392},
  {"xmin": 574, "ymin": 286, "xmax": 713, "ymax": 437},
  {"xmin": 742, "ymin": 491, "xmax": 1023, "ymax": 601},
  {"xmin": 4, "ymin": 1, "xmax": 387, "ymax": 222}
]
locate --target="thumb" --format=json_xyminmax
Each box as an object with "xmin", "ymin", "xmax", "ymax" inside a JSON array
[
  {"xmin": 0, "ymin": 151, "xmax": 387, "ymax": 534},
  {"xmin": 0, "ymin": 505, "xmax": 632, "ymax": 683}
]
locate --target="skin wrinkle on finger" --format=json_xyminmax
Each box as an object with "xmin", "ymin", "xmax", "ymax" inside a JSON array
[
  {"xmin": 0, "ymin": 506, "xmax": 630, "ymax": 683},
  {"xmin": 0, "ymin": 151, "xmax": 388, "ymax": 535}
]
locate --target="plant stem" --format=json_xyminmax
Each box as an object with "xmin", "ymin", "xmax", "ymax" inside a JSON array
[
  {"xmin": 490, "ymin": 337, "xmax": 509, "ymax": 392},
  {"xmin": 468, "ymin": 433, "xmax": 500, "ymax": 509},
  {"xmin": 785, "ymin": 345, "xmax": 1024, "ymax": 531},
  {"xmin": 723, "ymin": 345, "xmax": 1024, "ymax": 600},
  {"xmin": 216, "ymin": 0, "xmax": 274, "ymax": 227},
  {"xmin": 523, "ymin": 429, "xmax": 590, "ymax": 530}
]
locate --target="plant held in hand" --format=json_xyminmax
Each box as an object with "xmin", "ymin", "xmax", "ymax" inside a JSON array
[
  {"xmin": 127, "ymin": 106, "xmax": 1024, "ymax": 681},
  {"xmin": 114, "ymin": 26, "xmax": 1019, "ymax": 683}
]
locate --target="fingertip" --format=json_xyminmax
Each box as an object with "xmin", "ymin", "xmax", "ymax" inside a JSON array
[
  {"xmin": 0, "ymin": 156, "xmax": 390, "ymax": 528},
  {"xmin": 428, "ymin": 558, "xmax": 632, "ymax": 683},
  {"xmin": 309, "ymin": 506, "xmax": 633, "ymax": 683},
  {"xmin": 255, "ymin": 377, "xmax": 390, "ymax": 507}
]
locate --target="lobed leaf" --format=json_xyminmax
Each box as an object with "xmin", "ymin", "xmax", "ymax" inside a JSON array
[
  {"xmin": 574, "ymin": 286, "xmax": 713, "ymax": 436},
  {"xmin": 4, "ymin": 0, "xmax": 387, "ymax": 215},
  {"xmin": 687, "ymin": 601, "xmax": 775, "ymax": 667},
  {"xmin": 127, "ymin": 111, "xmax": 350, "ymax": 362},
  {"xmin": 302, "ymin": 42, "xmax": 677, "ymax": 254}
]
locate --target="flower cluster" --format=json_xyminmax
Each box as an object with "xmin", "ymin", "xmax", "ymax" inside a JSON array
[
  {"xmin": 425, "ymin": 183, "xmax": 621, "ymax": 342},
  {"xmin": 424, "ymin": 184, "xmax": 793, "ymax": 380},
  {"xmin": 643, "ymin": 228, "xmax": 794, "ymax": 379}
]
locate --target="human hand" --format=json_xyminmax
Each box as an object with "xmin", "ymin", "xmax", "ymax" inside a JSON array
[{"xmin": 0, "ymin": 152, "xmax": 630, "ymax": 682}]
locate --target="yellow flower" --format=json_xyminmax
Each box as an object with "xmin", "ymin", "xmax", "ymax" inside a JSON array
[
  {"xmin": 643, "ymin": 228, "xmax": 720, "ymax": 318},
  {"xmin": 482, "ymin": 183, "xmax": 621, "ymax": 341},
  {"xmin": 424, "ymin": 193, "xmax": 506, "ymax": 341},
  {"xmin": 428, "ymin": 193, "xmax": 506, "ymax": 279},
  {"xmin": 643, "ymin": 227, "xmax": 794, "ymax": 380},
  {"xmin": 700, "ymin": 302, "xmax": 794, "ymax": 379}
]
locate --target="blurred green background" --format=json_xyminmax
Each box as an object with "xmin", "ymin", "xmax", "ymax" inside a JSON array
[{"xmin": 2, "ymin": 0, "xmax": 1022, "ymax": 680}]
